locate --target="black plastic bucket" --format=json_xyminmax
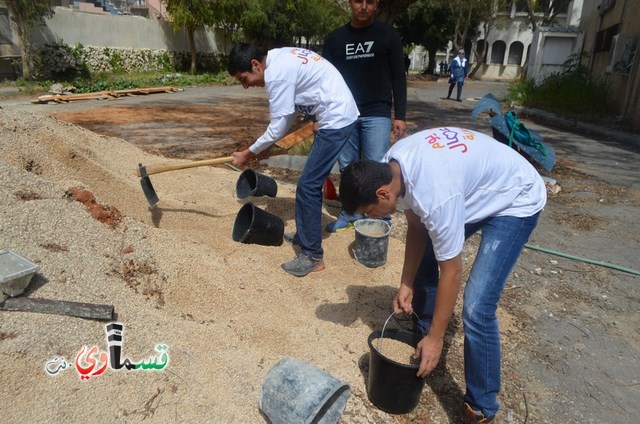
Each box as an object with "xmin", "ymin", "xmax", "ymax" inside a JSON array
[
  {"xmin": 367, "ymin": 328, "xmax": 426, "ymax": 414},
  {"xmin": 236, "ymin": 169, "xmax": 278, "ymax": 199},
  {"xmin": 232, "ymin": 202, "xmax": 284, "ymax": 246},
  {"xmin": 353, "ymin": 219, "xmax": 390, "ymax": 268}
]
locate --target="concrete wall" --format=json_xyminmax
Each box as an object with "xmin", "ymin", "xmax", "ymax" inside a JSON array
[
  {"xmin": 0, "ymin": 0, "xmax": 21, "ymax": 77},
  {"xmin": 528, "ymin": 28, "xmax": 584, "ymax": 83},
  {"xmin": 32, "ymin": 7, "xmax": 227, "ymax": 55},
  {"xmin": 580, "ymin": 0, "xmax": 640, "ymax": 131}
]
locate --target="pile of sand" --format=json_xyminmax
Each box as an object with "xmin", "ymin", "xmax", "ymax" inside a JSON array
[{"xmin": 0, "ymin": 109, "xmax": 422, "ymax": 422}]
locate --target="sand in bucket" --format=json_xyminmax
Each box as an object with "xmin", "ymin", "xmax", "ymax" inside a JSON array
[
  {"xmin": 367, "ymin": 312, "xmax": 426, "ymax": 414},
  {"xmin": 353, "ymin": 219, "xmax": 391, "ymax": 268}
]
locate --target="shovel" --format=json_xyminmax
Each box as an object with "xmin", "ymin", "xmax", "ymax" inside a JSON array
[{"xmin": 137, "ymin": 121, "xmax": 314, "ymax": 208}]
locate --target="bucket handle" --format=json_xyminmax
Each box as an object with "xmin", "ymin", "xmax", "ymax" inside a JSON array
[{"xmin": 378, "ymin": 310, "xmax": 421, "ymax": 350}]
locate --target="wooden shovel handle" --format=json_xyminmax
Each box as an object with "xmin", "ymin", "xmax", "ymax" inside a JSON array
[
  {"xmin": 137, "ymin": 156, "xmax": 235, "ymax": 176},
  {"xmin": 136, "ymin": 121, "xmax": 315, "ymax": 177}
]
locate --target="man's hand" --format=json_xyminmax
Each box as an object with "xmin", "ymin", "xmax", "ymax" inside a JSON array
[
  {"xmin": 392, "ymin": 119, "xmax": 406, "ymax": 140},
  {"xmin": 232, "ymin": 149, "xmax": 255, "ymax": 167},
  {"xmin": 415, "ymin": 333, "xmax": 444, "ymax": 377},
  {"xmin": 393, "ymin": 283, "xmax": 413, "ymax": 314}
]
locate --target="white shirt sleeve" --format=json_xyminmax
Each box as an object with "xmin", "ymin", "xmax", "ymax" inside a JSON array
[{"xmin": 249, "ymin": 114, "xmax": 297, "ymax": 154}]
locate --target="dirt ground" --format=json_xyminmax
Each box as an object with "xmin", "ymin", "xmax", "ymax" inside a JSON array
[{"xmin": 1, "ymin": 77, "xmax": 639, "ymax": 423}]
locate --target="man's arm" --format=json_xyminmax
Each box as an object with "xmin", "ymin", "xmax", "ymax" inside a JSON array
[
  {"xmin": 393, "ymin": 209, "xmax": 428, "ymax": 313},
  {"xmin": 389, "ymin": 28, "xmax": 407, "ymax": 138},
  {"xmin": 232, "ymin": 114, "xmax": 295, "ymax": 166},
  {"xmin": 415, "ymin": 254, "xmax": 462, "ymax": 377}
]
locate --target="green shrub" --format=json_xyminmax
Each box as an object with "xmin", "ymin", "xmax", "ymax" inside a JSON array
[
  {"xmin": 34, "ymin": 41, "xmax": 88, "ymax": 80},
  {"xmin": 506, "ymin": 55, "xmax": 614, "ymax": 121}
]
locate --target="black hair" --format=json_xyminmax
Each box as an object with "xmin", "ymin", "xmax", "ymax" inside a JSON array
[
  {"xmin": 227, "ymin": 43, "xmax": 265, "ymax": 75},
  {"xmin": 339, "ymin": 160, "xmax": 392, "ymax": 214}
]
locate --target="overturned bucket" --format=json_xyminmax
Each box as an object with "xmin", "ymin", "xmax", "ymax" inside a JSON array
[
  {"xmin": 236, "ymin": 169, "xmax": 278, "ymax": 199},
  {"xmin": 232, "ymin": 202, "xmax": 284, "ymax": 246},
  {"xmin": 367, "ymin": 313, "xmax": 426, "ymax": 414},
  {"xmin": 353, "ymin": 219, "xmax": 391, "ymax": 268},
  {"xmin": 259, "ymin": 357, "xmax": 350, "ymax": 424}
]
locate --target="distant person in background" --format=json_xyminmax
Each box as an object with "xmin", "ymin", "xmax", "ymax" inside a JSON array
[
  {"xmin": 447, "ymin": 49, "xmax": 468, "ymax": 102},
  {"xmin": 322, "ymin": 0, "xmax": 407, "ymax": 233},
  {"xmin": 439, "ymin": 60, "xmax": 448, "ymax": 76},
  {"xmin": 404, "ymin": 54, "xmax": 411, "ymax": 75}
]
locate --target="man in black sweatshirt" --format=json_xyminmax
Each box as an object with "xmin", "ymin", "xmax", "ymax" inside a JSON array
[{"xmin": 322, "ymin": 0, "xmax": 407, "ymax": 232}]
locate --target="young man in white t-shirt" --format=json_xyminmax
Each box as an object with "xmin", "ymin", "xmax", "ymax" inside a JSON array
[
  {"xmin": 228, "ymin": 43, "xmax": 359, "ymax": 277},
  {"xmin": 339, "ymin": 127, "xmax": 546, "ymax": 423}
]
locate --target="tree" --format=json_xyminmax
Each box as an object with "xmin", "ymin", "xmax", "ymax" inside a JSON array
[
  {"xmin": 291, "ymin": 0, "xmax": 344, "ymax": 49},
  {"xmin": 468, "ymin": 0, "xmax": 510, "ymax": 79},
  {"xmin": 446, "ymin": 0, "xmax": 480, "ymax": 52},
  {"xmin": 239, "ymin": 0, "xmax": 292, "ymax": 49},
  {"xmin": 6, "ymin": 0, "xmax": 54, "ymax": 79},
  {"xmin": 377, "ymin": 0, "xmax": 419, "ymax": 24},
  {"xmin": 165, "ymin": 0, "xmax": 216, "ymax": 74},
  {"xmin": 396, "ymin": 1, "xmax": 453, "ymax": 74},
  {"xmin": 238, "ymin": 0, "xmax": 345, "ymax": 50},
  {"xmin": 211, "ymin": 0, "xmax": 252, "ymax": 50},
  {"xmin": 522, "ymin": 0, "xmax": 573, "ymax": 32}
]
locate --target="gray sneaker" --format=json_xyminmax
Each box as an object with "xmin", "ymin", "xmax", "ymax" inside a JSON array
[
  {"xmin": 281, "ymin": 255, "xmax": 325, "ymax": 277},
  {"xmin": 283, "ymin": 232, "xmax": 299, "ymax": 246}
]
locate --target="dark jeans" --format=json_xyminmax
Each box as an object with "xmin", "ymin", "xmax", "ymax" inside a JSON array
[
  {"xmin": 448, "ymin": 81, "xmax": 464, "ymax": 100},
  {"xmin": 412, "ymin": 212, "xmax": 541, "ymax": 417},
  {"xmin": 295, "ymin": 122, "xmax": 356, "ymax": 259}
]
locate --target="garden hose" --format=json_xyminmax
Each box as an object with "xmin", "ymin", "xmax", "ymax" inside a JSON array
[{"xmin": 523, "ymin": 243, "xmax": 640, "ymax": 276}]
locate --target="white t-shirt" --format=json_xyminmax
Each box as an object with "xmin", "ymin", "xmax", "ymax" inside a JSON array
[
  {"xmin": 384, "ymin": 127, "xmax": 547, "ymax": 261},
  {"xmin": 251, "ymin": 47, "xmax": 360, "ymax": 154}
]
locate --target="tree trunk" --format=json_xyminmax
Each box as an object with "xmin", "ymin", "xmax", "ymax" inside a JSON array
[
  {"xmin": 12, "ymin": 12, "xmax": 32, "ymax": 79},
  {"xmin": 19, "ymin": 32, "xmax": 32, "ymax": 79},
  {"xmin": 427, "ymin": 47, "xmax": 438, "ymax": 75},
  {"xmin": 188, "ymin": 26, "xmax": 197, "ymax": 74},
  {"xmin": 469, "ymin": 43, "xmax": 486, "ymax": 79}
]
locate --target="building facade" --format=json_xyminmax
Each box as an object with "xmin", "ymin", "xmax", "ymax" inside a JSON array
[{"xmin": 580, "ymin": 0, "xmax": 639, "ymax": 130}]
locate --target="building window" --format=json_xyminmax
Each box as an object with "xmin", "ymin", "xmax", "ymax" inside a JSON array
[
  {"xmin": 515, "ymin": 0, "xmax": 530, "ymax": 13},
  {"xmin": 0, "ymin": 8, "xmax": 11, "ymax": 45},
  {"xmin": 491, "ymin": 41, "xmax": 506, "ymax": 64},
  {"xmin": 594, "ymin": 24, "xmax": 619, "ymax": 53},
  {"xmin": 508, "ymin": 41, "xmax": 524, "ymax": 65},
  {"xmin": 553, "ymin": 1, "xmax": 570, "ymax": 14}
]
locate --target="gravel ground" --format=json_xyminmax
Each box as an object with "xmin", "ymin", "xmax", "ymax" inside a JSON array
[
  {"xmin": 1, "ymin": 79, "xmax": 639, "ymax": 423},
  {"xmin": 0, "ymin": 108, "xmax": 427, "ymax": 423}
]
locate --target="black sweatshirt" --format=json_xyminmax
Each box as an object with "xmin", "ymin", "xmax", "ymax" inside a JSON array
[{"xmin": 322, "ymin": 20, "xmax": 407, "ymax": 121}]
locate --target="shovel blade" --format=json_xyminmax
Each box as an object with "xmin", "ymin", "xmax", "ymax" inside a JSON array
[{"xmin": 138, "ymin": 163, "xmax": 159, "ymax": 208}]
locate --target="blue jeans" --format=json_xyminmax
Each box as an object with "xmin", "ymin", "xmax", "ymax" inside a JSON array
[
  {"xmin": 296, "ymin": 123, "xmax": 356, "ymax": 259},
  {"xmin": 412, "ymin": 213, "xmax": 540, "ymax": 418},
  {"xmin": 337, "ymin": 116, "xmax": 391, "ymax": 170}
]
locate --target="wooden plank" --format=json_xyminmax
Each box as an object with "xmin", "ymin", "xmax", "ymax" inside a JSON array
[
  {"xmin": 275, "ymin": 121, "xmax": 315, "ymax": 149},
  {"xmin": 0, "ymin": 297, "xmax": 114, "ymax": 320},
  {"xmin": 31, "ymin": 86, "xmax": 177, "ymax": 104},
  {"xmin": 32, "ymin": 93, "xmax": 113, "ymax": 104}
]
